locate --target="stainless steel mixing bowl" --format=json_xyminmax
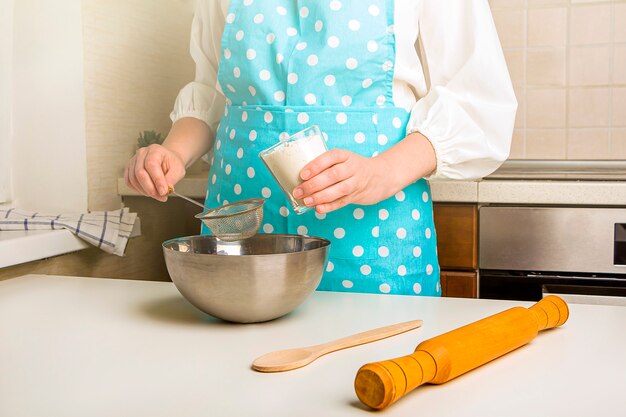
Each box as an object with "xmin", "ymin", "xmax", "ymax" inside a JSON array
[{"xmin": 162, "ymin": 234, "xmax": 330, "ymax": 323}]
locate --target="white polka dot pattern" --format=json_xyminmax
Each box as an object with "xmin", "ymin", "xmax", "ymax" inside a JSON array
[
  {"xmin": 297, "ymin": 113, "xmax": 309, "ymax": 124},
  {"xmin": 274, "ymin": 90, "xmax": 285, "ymax": 101},
  {"xmin": 305, "ymin": 93, "xmax": 317, "ymax": 105},
  {"xmin": 352, "ymin": 246, "xmax": 364, "ymax": 257},
  {"xmin": 327, "ymin": 36, "xmax": 340, "ymax": 48},
  {"xmin": 315, "ymin": 211, "xmax": 327, "ymax": 220},
  {"xmin": 367, "ymin": 41, "xmax": 379, "ymax": 53}
]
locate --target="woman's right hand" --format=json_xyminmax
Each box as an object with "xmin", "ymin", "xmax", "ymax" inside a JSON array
[{"xmin": 124, "ymin": 144, "xmax": 187, "ymax": 202}]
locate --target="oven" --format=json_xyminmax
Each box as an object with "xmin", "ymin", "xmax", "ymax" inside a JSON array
[{"xmin": 479, "ymin": 206, "xmax": 626, "ymax": 306}]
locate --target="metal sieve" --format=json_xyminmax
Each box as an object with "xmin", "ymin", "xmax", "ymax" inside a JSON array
[
  {"xmin": 168, "ymin": 187, "xmax": 265, "ymax": 241},
  {"xmin": 194, "ymin": 198, "xmax": 265, "ymax": 242}
]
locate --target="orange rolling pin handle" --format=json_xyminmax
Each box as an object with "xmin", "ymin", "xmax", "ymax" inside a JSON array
[{"xmin": 354, "ymin": 296, "xmax": 569, "ymax": 410}]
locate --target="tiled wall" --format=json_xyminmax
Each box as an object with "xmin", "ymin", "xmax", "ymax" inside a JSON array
[{"xmin": 490, "ymin": 0, "xmax": 626, "ymax": 160}]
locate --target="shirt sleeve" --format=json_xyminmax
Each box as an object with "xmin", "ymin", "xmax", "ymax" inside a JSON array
[
  {"xmin": 408, "ymin": 0, "xmax": 518, "ymax": 181},
  {"xmin": 170, "ymin": 0, "xmax": 226, "ymax": 140}
]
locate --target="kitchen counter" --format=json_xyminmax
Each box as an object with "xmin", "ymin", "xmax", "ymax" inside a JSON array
[
  {"xmin": 117, "ymin": 161, "xmax": 626, "ymax": 205},
  {"xmin": 1, "ymin": 274, "xmax": 624, "ymax": 417}
]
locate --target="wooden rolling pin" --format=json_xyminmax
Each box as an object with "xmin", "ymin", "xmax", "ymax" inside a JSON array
[{"xmin": 354, "ymin": 295, "xmax": 569, "ymax": 410}]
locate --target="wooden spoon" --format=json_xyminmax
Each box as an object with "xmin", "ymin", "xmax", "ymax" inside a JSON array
[{"xmin": 251, "ymin": 319, "xmax": 422, "ymax": 373}]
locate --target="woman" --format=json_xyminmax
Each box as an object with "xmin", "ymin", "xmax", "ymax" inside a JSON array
[{"xmin": 125, "ymin": 0, "xmax": 517, "ymax": 296}]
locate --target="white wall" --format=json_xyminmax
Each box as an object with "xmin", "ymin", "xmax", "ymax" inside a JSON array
[
  {"xmin": 11, "ymin": 0, "xmax": 88, "ymax": 213},
  {"xmin": 82, "ymin": 0, "xmax": 195, "ymax": 211},
  {"xmin": 0, "ymin": 0, "xmax": 14, "ymax": 203},
  {"xmin": 4, "ymin": 0, "xmax": 194, "ymax": 213}
]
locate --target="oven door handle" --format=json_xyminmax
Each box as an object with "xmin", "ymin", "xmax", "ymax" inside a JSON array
[{"xmin": 542, "ymin": 284, "xmax": 626, "ymax": 307}]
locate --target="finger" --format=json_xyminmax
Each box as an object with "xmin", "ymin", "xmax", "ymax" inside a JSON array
[
  {"xmin": 143, "ymin": 146, "xmax": 169, "ymax": 196},
  {"xmin": 133, "ymin": 149, "xmax": 161, "ymax": 199},
  {"xmin": 129, "ymin": 150, "xmax": 162, "ymax": 201},
  {"xmin": 295, "ymin": 162, "xmax": 353, "ymax": 199},
  {"xmin": 300, "ymin": 149, "xmax": 350, "ymax": 180},
  {"xmin": 127, "ymin": 155, "xmax": 148, "ymax": 196},
  {"xmin": 302, "ymin": 177, "xmax": 356, "ymax": 207},
  {"xmin": 317, "ymin": 195, "xmax": 351, "ymax": 214},
  {"xmin": 163, "ymin": 158, "xmax": 187, "ymax": 190}
]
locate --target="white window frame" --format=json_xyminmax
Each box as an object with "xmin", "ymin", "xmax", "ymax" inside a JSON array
[
  {"xmin": 0, "ymin": 0, "xmax": 14, "ymax": 204},
  {"xmin": 6, "ymin": 0, "xmax": 88, "ymax": 213},
  {"xmin": 0, "ymin": 0, "xmax": 90, "ymax": 268}
]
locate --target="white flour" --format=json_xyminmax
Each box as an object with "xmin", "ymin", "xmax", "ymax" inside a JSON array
[{"xmin": 262, "ymin": 133, "xmax": 327, "ymax": 208}]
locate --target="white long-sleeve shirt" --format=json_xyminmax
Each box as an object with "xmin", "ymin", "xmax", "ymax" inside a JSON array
[{"xmin": 171, "ymin": 0, "xmax": 517, "ymax": 180}]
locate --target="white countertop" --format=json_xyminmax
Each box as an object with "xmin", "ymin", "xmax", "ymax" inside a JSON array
[{"xmin": 1, "ymin": 274, "xmax": 624, "ymax": 417}]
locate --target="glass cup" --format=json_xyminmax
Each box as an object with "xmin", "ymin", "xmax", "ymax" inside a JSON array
[{"xmin": 259, "ymin": 125, "xmax": 328, "ymax": 215}]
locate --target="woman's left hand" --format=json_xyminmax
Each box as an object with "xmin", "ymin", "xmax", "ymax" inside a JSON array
[{"xmin": 293, "ymin": 149, "xmax": 398, "ymax": 214}]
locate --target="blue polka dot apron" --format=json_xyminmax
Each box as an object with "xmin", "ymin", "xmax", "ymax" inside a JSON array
[{"xmin": 203, "ymin": 0, "xmax": 441, "ymax": 296}]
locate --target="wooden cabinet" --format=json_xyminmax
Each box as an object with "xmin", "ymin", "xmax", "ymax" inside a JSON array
[
  {"xmin": 440, "ymin": 271, "xmax": 478, "ymax": 298},
  {"xmin": 433, "ymin": 203, "xmax": 478, "ymax": 298}
]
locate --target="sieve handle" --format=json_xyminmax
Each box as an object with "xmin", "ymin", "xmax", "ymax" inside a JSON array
[{"xmin": 168, "ymin": 187, "xmax": 209, "ymax": 210}]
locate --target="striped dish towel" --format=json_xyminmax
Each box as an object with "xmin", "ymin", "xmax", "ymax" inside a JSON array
[{"xmin": 0, "ymin": 207, "xmax": 137, "ymax": 256}]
